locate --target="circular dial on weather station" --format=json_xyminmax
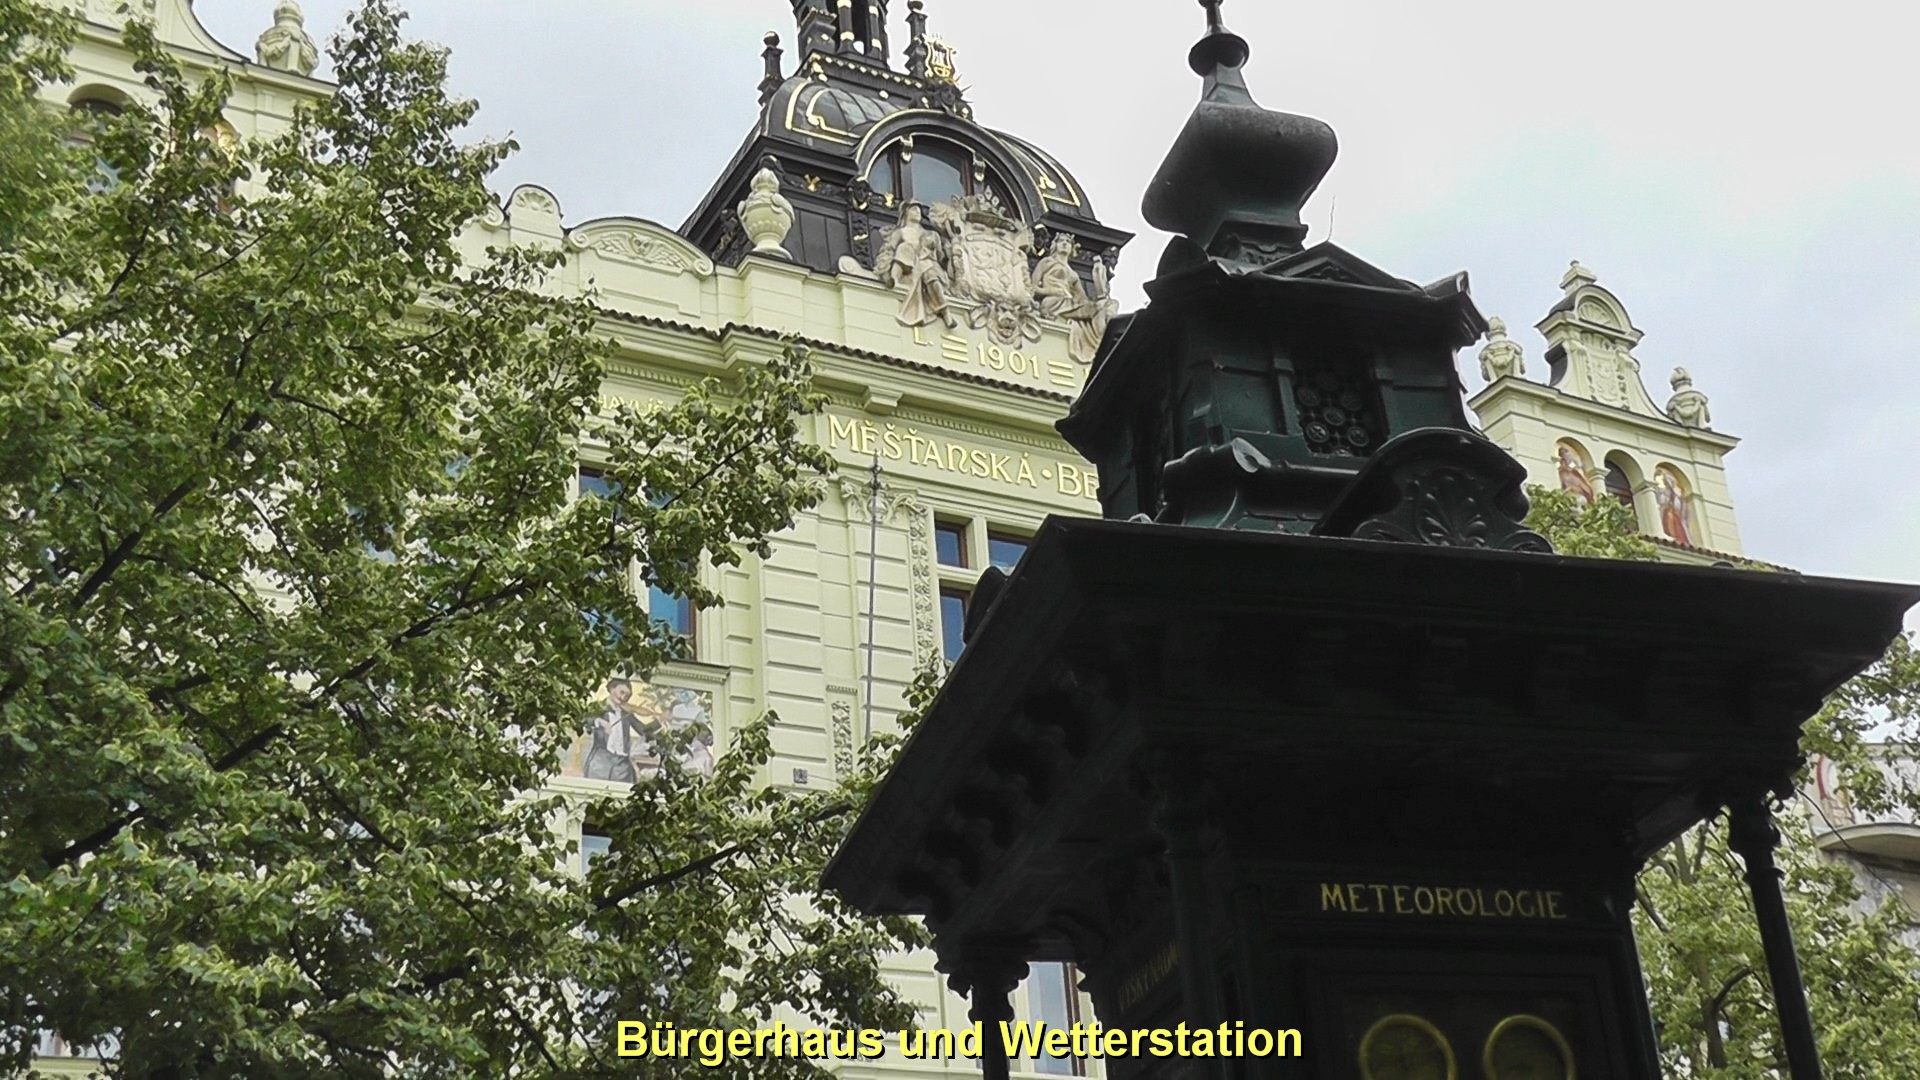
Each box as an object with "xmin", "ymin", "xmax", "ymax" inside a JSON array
[
  {"xmin": 1484, "ymin": 1015, "xmax": 1576, "ymax": 1080},
  {"xmin": 1359, "ymin": 1013, "xmax": 1457, "ymax": 1080}
]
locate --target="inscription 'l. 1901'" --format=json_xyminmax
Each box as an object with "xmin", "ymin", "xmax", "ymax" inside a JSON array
[{"xmin": 1320, "ymin": 882, "xmax": 1569, "ymax": 921}]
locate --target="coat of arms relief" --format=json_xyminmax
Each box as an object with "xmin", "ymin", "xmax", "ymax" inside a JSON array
[{"xmin": 875, "ymin": 195, "xmax": 1116, "ymax": 366}]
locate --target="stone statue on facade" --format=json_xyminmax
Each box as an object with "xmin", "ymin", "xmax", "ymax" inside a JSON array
[
  {"xmin": 875, "ymin": 193, "xmax": 1117, "ymax": 352},
  {"xmin": 875, "ymin": 202, "xmax": 956, "ymax": 329},
  {"xmin": 1478, "ymin": 316, "xmax": 1525, "ymax": 382},
  {"xmin": 736, "ymin": 167, "xmax": 796, "ymax": 258},
  {"xmin": 1031, "ymin": 234, "xmax": 1117, "ymax": 366},
  {"xmin": 255, "ymin": 0, "xmax": 320, "ymax": 77},
  {"xmin": 1665, "ymin": 367, "xmax": 1712, "ymax": 429}
]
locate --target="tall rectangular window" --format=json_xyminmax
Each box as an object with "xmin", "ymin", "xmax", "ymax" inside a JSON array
[
  {"xmin": 939, "ymin": 588, "xmax": 969, "ymax": 663},
  {"xmin": 986, "ymin": 532, "xmax": 1030, "ymax": 573},
  {"xmin": 935, "ymin": 521, "xmax": 968, "ymax": 568},
  {"xmin": 580, "ymin": 827, "xmax": 612, "ymax": 877},
  {"xmin": 578, "ymin": 468, "xmax": 619, "ymax": 501},
  {"xmin": 579, "ymin": 468, "xmax": 698, "ymax": 649},
  {"xmin": 648, "ymin": 583, "xmax": 695, "ymax": 637},
  {"xmin": 1027, "ymin": 962, "xmax": 1082, "ymax": 1075},
  {"xmin": 577, "ymin": 468, "xmax": 627, "ymax": 643},
  {"xmin": 647, "ymin": 490, "xmax": 697, "ymax": 642}
]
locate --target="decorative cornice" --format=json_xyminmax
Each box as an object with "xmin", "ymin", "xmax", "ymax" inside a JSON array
[
  {"xmin": 583, "ymin": 307, "xmax": 1078, "ymax": 407},
  {"xmin": 657, "ymin": 659, "xmax": 732, "ymax": 689},
  {"xmin": 884, "ymin": 407, "xmax": 1074, "ymax": 454},
  {"xmin": 1469, "ymin": 378, "xmax": 1740, "ymax": 451}
]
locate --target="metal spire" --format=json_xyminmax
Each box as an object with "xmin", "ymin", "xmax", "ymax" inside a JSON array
[{"xmin": 1189, "ymin": 0, "xmax": 1250, "ymax": 78}]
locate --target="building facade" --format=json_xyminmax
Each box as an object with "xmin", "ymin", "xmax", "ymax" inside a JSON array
[
  {"xmin": 40, "ymin": 0, "xmax": 1124, "ymax": 1075},
  {"xmin": 1468, "ymin": 260, "xmax": 1751, "ymax": 567}
]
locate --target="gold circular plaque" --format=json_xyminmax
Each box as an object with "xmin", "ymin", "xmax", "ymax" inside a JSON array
[
  {"xmin": 1359, "ymin": 1013, "xmax": 1457, "ymax": 1080},
  {"xmin": 1483, "ymin": 1015, "xmax": 1575, "ymax": 1080}
]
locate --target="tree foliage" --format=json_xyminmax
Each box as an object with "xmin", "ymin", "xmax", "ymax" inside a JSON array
[
  {"xmin": 1527, "ymin": 486, "xmax": 1920, "ymax": 1075},
  {"xmin": 0, "ymin": 2, "xmax": 917, "ymax": 1074}
]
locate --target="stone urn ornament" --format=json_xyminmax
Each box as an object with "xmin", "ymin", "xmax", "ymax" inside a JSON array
[{"xmin": 737, "ymin": 167, "xmax": 796, "ymax": 259}]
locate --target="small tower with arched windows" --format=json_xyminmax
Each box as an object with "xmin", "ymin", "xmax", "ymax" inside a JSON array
[
  {"xmin": 681, "ymin": 1, "xmax": 1132, "ymax": 284},
  {"xmin": 1469, "ymin": 263, "xmax": 1747, "ymax": 562}
]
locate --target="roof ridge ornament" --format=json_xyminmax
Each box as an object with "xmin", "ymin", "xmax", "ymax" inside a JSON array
[
  {"xmin": 1190, "ymin": 0, "xmax": 1251, "ymax": 92},
  {"xmin": 1143, "ymin": 0, "xmax": 1338, "ymax": 265}
]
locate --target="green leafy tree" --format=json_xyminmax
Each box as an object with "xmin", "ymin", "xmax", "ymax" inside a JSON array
[
  {"xmin": 0, "ymin": 2, "xmax": 917, "ymax": 1074},
  {"xmin": 1527, "ymin": 486, "xmax": 1920, "ymax": 1075}
]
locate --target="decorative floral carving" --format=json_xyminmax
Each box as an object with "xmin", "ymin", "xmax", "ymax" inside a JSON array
[
  {"xmin": 835, "ymin": 477, "xmax": 919, "ymax": 523},
  {"xmin": 830, "ymin": 701, "xmax": 855, "ymax": 776},
  {"xmin": 1347, "ymin": 466, "xmax": 1551, "ymax": 553},
  {"xmin": 78, "ymin": 0, "xmax": 158, "ymax": 27},
  {"xmin": 566, "ymin": 224, "xmax": 716, "ymax": 276},
  {"xmin": 902, "ymin": 495, "xmax": 937, "ymax": 664},
  {"xmin": 1315, "ymin": 430, "xmax": 1551, "ymax": 554}
]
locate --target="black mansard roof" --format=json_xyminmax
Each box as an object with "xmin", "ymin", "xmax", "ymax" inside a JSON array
[{"xmin": 680, "ymin": 12, "xmax": 1129, "ymax": 276}]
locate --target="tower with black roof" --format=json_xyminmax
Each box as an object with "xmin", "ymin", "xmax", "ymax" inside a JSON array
[{"xmin": 682, "ymin": 1, "xmax": 1131, "ymax": 288}]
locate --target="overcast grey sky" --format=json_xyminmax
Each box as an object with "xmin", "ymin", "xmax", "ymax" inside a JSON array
[{"xmin": 193, "ymin": 0, "xmax": 1920, "ymax": 609}]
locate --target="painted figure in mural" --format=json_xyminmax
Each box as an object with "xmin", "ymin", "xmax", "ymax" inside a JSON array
[
  {"xmin": 1030, "ymin": 234, "xmax": 1118, "ymax": 367},
  {"xmin": 1555, "ymin": 444, "xmax": 1596, "ymax": 506},
  {"xmin": 658, "ymin": 691, "xmax": 717, "ymax": 778},
  {"xmin": 1655, "ymin": 467, "xmax": 1694, "ymax": 546},
  {"xmin": 582, "ymin": 678, "xmax": 648, "ymax": 784},
  {"xmin": 875, "ymin": 203, "xmax": 956, "ymax": 329}
]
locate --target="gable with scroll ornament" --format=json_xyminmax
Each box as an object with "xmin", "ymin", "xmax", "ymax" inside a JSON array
[{"xmin": 566, "ymin": 219, "xmax": 716, "ymax": 277}]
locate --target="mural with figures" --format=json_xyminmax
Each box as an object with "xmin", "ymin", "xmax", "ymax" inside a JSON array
[
  {"xmin": 1654, "ymin": 465, "xmax": 1695, "ymax": 547},
  {"xmin": 560, "ymin": 679, "xmax": 715, "ymax": 784},
  {"xmin": 1554, "ymin": 440, "xmax": 1596, "ymax": 506}
]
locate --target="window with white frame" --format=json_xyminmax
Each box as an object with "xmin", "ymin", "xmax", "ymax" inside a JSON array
[{"xmin": 933, "ymin": 515, "xmax": 1034, "ymax": 664}]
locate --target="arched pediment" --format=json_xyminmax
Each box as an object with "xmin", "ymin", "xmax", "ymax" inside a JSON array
[
  {"xmin": 507, "ymin": 184, "xmax": 563, "ymax": 220},
  {"xmin": 71, "ymin": 0, "xmax": 247, "ymax": 63},
  {"xmin": 566, "ymin": 218, "xmax": 716, "ymax": 277},
  {"xmin": 1536, "ymin": 263, "xmax": 1662, "ymax": 417},
  {"xmin": 1577, "ymin": 297, "xmax": 1621, "ymax": 329}
]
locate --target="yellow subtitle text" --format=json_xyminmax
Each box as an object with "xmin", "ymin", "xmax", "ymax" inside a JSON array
[{"xmin": 614, "ymin": 1020, "xmax": 1302, "ymax": 1065}]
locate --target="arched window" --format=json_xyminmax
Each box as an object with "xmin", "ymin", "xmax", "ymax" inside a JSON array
[
  {"xmin": 908, "ymin": 142, "xmax": 967, "ymax": 206},
  {"xmin": 864, "ymin": 136, "xmax": 1016, "ymax": 216},
  {"xmin": 1603, "ymin": 462, "xmax": 1633, "ymax": 508},
  {"xmin": 67, "ymin": 95, "xmax": 125, "ymax": 192}
]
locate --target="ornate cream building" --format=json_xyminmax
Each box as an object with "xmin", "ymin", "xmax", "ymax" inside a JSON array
[
  {"xmin": 39, "ymin": 0, "xmax": 1120, "ymax": 1074},
  {"xmin": 42, "ymin": 0, "xmax": 1902, "ymax": 1075},
  {"xmin": 1469, "ymin": 260, "xmax": 1754, "ymax": 567}
]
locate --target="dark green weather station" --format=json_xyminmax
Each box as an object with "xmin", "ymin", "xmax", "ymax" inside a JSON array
[{"xmin": 824, "ymin": 2, "xmax": 1920, "ymax": 1078}]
